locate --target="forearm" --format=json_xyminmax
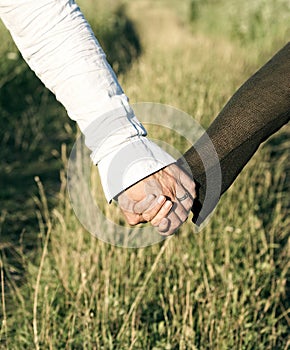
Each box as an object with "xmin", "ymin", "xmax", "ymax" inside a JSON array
[
  {"xmin": 0, "ymin": 0, "xmax": 175, "ymax": 200},
  {"xmin": 180, "ymin": 42, "xmax": 290, "ymax": 224}
]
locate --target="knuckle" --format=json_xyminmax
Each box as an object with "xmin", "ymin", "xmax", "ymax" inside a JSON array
[
  {"xmin": 151, "ymin": 218, "xmax": 159, "ymax": 227},
  {"xmin": 185, "ymin": 198, "xmax": 194, "ymax": 209},
  {"xmin": 142, "ymin": 213, "xmax": 152, "ymax": 222},
  {"xmin": 189, "ymin": 180, "xmax": 195, "ymax": 192},
  {"xmin": 133, "ymin": 204, "xmax": 142, "ymax": 214},
  {"xmin": 181, "ymin": 214, "xmax": 188, "ymax": 223}
]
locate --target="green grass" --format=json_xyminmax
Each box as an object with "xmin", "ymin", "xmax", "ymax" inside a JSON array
[{"xmin": 1, "ymin": 0, "xmax": 289, "ymax": 349}]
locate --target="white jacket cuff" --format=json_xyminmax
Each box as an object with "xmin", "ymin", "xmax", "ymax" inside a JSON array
[{"xmin": 97, "ymin": 137, "xmax": 176, "ymax": 202}]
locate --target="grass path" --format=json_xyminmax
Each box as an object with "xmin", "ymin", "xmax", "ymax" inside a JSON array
[{"xmin": 121, "ymin": 0, "xmax": 256, "ymax": 127}]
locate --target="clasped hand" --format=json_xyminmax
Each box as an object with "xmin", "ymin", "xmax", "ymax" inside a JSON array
[{"xmin": 117, "ymin": 164, "xmax": 196, "ymax": 235}]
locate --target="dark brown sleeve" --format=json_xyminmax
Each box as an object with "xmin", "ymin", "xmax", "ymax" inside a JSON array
[{"xmin": 177, "ymin": 42, "xmax": 290, "ymax": 225}]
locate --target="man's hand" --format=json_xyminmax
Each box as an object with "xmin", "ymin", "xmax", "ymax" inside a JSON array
[{"xmin": 117, "ymin": 163, "xmax": 196, "ymax": 235}]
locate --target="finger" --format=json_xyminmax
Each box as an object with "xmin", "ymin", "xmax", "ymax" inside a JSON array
[
  {"xmin": 150, "ymin": 200, "xmax": 173, "ymax": 226},
  {"xmin": 176, "ymin": 185, "xmax": 194, "ymax": 214},
  {"xmin": 171, "ymin": 163, "xmax": 196, "ymax": 197},
  {"xmin": 157, "ymin": 210, "xmax": 182, "ymax": 236},
  {"xmin": 133, "ymin": 194, "xmax": 159, "ymax": 215},
  {"xmin": 158, "ymin": 217, "xmax": 170, "ymax": 233},
  {"xmin": 142, "ymin": 197, "xmax": 171, "ymax": 222},
  {"xmin": 172, "ymin": 201, "xmax": 189, "ymax": 226},
  {"xmin": 134, "ymin": 195, "xmax": 169, "ymax": 222},
  {"xmin": 179, "ymin": 170, "xmax": 196, "ymax": 199},
  {"xmin": 121, "ymin": 195, "xmax": 170, "ymax": 226},
  {"xmin": 122, "ymin": 211, "xmax": 144, "ymax": 226},
  {"xmin": 117, "ymin": 192, "xmax": 137, "ymax": 213}
]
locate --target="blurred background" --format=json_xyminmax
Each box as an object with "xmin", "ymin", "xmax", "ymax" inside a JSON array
[{"xmin": 0, "ymin": 0, "xmax": 289, "ymax": 348}]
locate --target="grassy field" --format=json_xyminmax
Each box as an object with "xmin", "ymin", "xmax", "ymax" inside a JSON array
[{"xmin": 0, "ymin": 0, "xmax": 289, "ymax": 349}]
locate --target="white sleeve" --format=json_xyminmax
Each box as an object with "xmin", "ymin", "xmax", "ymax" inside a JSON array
[{"xmin": 0, "ymin": 0, "xmax": 175, "ymax": 201}]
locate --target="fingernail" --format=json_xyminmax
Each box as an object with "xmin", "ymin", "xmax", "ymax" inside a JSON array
[
  {"xmin": 158, "ymin": 195, "xmax": 166, "ymax": 204},
  {"xmin": 159, "ymin": 218, "xmax": 169, "ymax": 232},
  {"xmin": 165, "ymin": 200, "xmax": 172, "ymax": 209},
  {"xmin": 148, "ymin": 194, "xmax": 155, "ymax": 201},
  {"xmin": 160, "ymin": 218, "xmax": 168, "ymax": 226}
]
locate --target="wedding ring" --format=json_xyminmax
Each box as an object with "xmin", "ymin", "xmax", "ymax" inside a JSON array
[{"xmin": 177, "ymin": 192, "xmax": 189, "ymax": 201}]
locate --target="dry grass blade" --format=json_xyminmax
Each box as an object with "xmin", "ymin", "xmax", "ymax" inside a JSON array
[
  {"xmin": 33, "ymin": 177, "xmax": 52, "ymax": 350},
  {"xmin": 117, "ymin": 236, "xmax": 173, "ymax": 340}
]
